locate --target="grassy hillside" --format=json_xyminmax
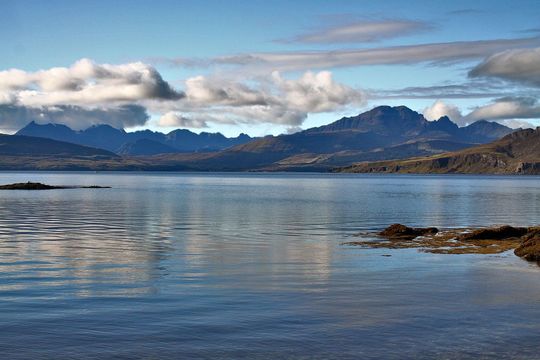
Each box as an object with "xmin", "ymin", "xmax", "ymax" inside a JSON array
[{"xmin": 336, "ymin": 128, "xmax": 540, "ymax": 175}]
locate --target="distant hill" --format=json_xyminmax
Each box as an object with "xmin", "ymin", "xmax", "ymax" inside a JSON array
[
  {"xmin": 335, "ymin": 127, "xmax": 540, "ymax": 175},
  {"xmin": 0, "ymin": 134, "xmax": 148, "ymax": 170},
  {"xmin": 158, "ymin": 106, "xmax": 514, "ymax": 171},
  {"xmin": 16, "ymin": 121, "xmax": 253, "ymax": 154},
  {"xmin": 0, "ymin": 134, "xmax": 117, "ymax": 157}
]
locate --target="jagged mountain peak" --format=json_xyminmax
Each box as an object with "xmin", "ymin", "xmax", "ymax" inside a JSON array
[{"xmin": 15, "ymin": 122, "xmax": 252, "ymax": 154}]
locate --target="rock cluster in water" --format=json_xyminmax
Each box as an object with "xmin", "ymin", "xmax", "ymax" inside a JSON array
[
  {"xmin": 514, "ymin": 228, "xmax": 540, "ymax": 261},
  {"xmin": 378, "ymin": 223, "xmax": 439, "ymax": 240},
  {"xmin": 347, "ymin": 223, "xmax": 540, "ymax": 263}
]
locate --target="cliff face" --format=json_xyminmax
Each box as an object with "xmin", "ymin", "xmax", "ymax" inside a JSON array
[{"xmin": 336, "ymin": 127, "xmax": 540, "ymax": 175}]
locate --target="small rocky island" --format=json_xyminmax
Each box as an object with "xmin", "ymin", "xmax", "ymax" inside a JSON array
[
  {"xmin": 345, "ymin": 223, "xmax": 540, "ymax": 263},
  {"xmin": 0, "ymin": 182, "xmax": 111, "ymax": 190}
]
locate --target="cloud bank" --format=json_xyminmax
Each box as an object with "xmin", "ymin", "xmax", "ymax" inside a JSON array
[
  {"xmin": 0, "ymin": 59, "xmax": 181, "ymax": 131},
  {"xmin": 0, "ymin": 59, "xmax": 365, "ymax": 131},
  {"xmin": 0, "ymin": 104, "xmax": 149, "ymax": 131}
]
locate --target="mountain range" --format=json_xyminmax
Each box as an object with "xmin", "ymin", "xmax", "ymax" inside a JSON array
[
  {"xmin": 16, "ymin": 122, "xmax": 253, "ymax": 155},
  {"xmin": 1, "ymin": 105, "xmax": 520, "ymax": 171},
  {"xmin": 147, "ymin": 105, "xmax": 513, "ymax": 171}
]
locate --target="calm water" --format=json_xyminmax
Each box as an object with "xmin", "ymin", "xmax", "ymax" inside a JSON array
[{"xmin": 0, "ymin": 172, "xmax": 539, "ymax": 359}]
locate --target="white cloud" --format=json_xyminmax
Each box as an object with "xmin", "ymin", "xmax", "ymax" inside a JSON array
[
  {"xmin": 184, "ymin": 75, "xmax": 268, "ymax": 106},
  {"xmin": 0, "ymin": 58, "xmax": 182, "ymax": 107},
  {"xmin": 154, "ymin": 70, "xmax": 364, "ymax": 128},
  {"xmin": 423, "ymin": 100, "xmax": 465, "ymax": 124},
  {"xmin": 469, "ymin": 47, "xmax": 540, "ymax": 86},
  {"xmin": 272, "ymin": 71, "xmax": 364, "ymax": 112}
]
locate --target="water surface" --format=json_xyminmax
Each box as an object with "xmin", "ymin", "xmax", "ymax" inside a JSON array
[{"xmin": 0, "ymin": 172, "xmax": 539, "ymax": 359}]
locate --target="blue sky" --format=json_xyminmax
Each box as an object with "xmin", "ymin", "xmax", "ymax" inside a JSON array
[{"xmin": 0, "ymin": 0, "xmax": 539, "ymax": 135}]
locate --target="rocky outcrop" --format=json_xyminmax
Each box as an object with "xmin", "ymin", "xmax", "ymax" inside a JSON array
[
  {"xmin": 514, "ymin": 227, "xmax": 540, "ymax": 261},
  {"xmin": 456, "ymin": 225, "xmax": 528, "ymax": 241},
  {"xmin": 379, "ymin": 223, "xmax": 439, "ymax": 240}
]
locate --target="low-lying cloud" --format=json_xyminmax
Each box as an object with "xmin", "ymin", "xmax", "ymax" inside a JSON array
[
  {"xmin": 423, "ymin": 100, "xmax": 465, "ymax": 124},
  {"xmin": 423, "ymin": 98, "xmax": 538, "ymax": 128},
  {"xmin": 0, "ymin": 104, "xmax": 149, "ymax": 132}
]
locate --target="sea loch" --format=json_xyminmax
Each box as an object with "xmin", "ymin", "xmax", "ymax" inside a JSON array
[{"xmin": 0, "ymin": 172, "xmax": 539, "ymax": 359}]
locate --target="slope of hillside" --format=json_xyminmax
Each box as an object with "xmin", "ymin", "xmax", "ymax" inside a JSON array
[
  {"xmin": 0, "ymin": 134, "xmax": 117, "ymax": 157},
  {"xmin": 117, "ymin": 139, "xmax": 179, "ymax": 156},
  {"xmin": 0, "ymin": 134, "xmax": 147, "ymax": 170},
  {"xmin": 336, "ymin": 127, "xmax": 540, "ymax": 174}
]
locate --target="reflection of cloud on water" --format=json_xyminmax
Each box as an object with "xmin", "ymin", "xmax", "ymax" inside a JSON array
[{"xmin": 0, "ymin": 191, "xmax": 178, "ymax": 298}]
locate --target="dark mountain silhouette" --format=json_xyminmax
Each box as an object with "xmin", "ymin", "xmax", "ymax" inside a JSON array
[
  {"xmin": 16, "ymin": 121, "xmax": 253, "ymax": 154},
  {"xmin": 336, "ymin": 127, "xmax": 540, "ymax": 174}
]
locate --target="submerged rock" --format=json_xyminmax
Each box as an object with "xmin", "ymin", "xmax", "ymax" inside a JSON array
[
  {"xmin": 0, "ymin": 182, "xmax": 110, "ymax": 190},
  {"xmin": 379, "ymin": 223, "xmax": 438, "ymax": 240},
  {"xmin": 456, "ymin": 225, "xmax": 528, "ymax": 241}
]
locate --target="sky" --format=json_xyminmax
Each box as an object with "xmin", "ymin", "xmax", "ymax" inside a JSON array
[{"xmin": 0, "ymin": 0, "xmax": 540, "ymax": 136}]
